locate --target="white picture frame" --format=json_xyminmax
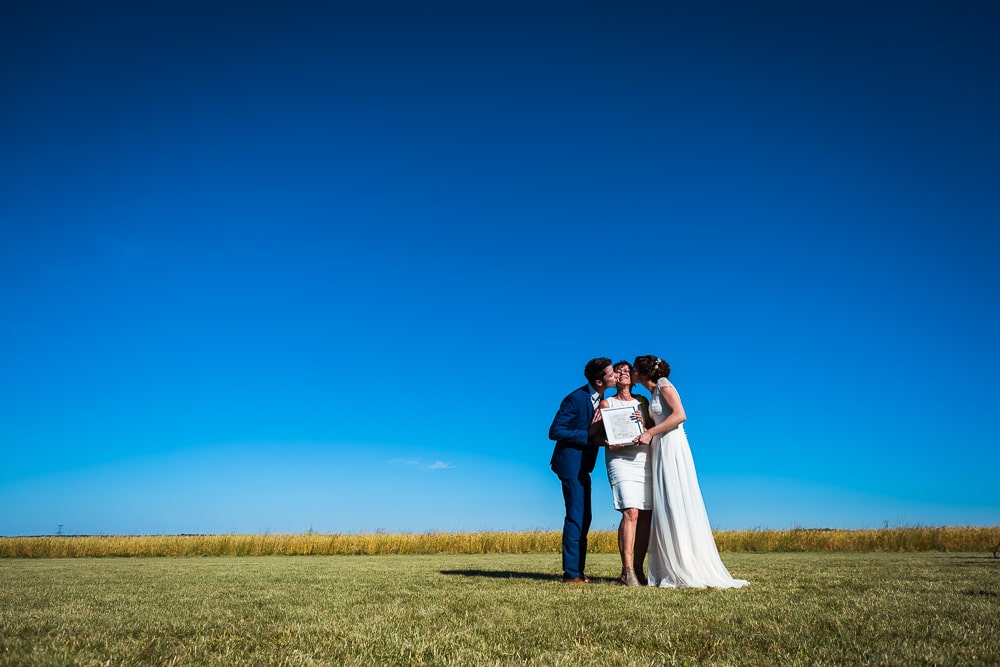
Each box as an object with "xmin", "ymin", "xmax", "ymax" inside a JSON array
[{"xmin": 600, "ymin": 405, "xmax": 644, "ymax": 446}]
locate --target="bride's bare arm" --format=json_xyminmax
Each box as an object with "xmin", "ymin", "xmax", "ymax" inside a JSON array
[
  {"xmin": 633, "ymin": 383, "xmax": 687, "ymax": 445},
  {"xmin": 656, "ymin": 383, "xmax": 687, "ymax": 432}
]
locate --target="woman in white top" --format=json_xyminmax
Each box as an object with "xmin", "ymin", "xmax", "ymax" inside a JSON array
[
  {"xmin": 631, "ymin": 355, "xmax": 748, "ymax": 589},
  {"xmin": 600, "ymin": 360, "xmax": 653, "ymax": 586}
]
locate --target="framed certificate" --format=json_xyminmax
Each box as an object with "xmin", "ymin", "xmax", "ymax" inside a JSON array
[{"xmin": 601, "ymin": 406, "xmax": 644, "ymax": 446}]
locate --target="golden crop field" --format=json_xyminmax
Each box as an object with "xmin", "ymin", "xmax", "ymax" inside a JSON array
[{"xmin": 2, "ymin": 525, "xmax": 997, "ymax": 558}]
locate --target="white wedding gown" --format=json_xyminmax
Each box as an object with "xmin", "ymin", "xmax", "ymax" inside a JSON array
[{"xmin": 646, "ymin": 377, "xmax": 749, "ymax": 589}]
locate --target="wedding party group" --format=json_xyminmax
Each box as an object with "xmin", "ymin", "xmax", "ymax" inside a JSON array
[{"xmin": 549, "ymin": 356, "xmax": 749, "ymax": 588}]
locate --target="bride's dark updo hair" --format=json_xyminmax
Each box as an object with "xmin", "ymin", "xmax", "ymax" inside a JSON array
[{"xmin": 633, "ymin": 355, "xmax": 670, "ymax": 381}]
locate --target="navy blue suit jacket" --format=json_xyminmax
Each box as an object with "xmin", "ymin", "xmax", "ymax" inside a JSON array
[{"xmin": 549, "ymin": 385, "xmax": 600, "ymax": 477}]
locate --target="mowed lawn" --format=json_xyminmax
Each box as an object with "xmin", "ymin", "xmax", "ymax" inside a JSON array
[{"xmin": 1, "ymin": 552, "xmax": 997, "ymax": 665}]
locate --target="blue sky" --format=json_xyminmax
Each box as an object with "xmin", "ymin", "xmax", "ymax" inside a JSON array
[{"xmin": 2, "ymin": 1, "xmax": 998, "ymax": 536}]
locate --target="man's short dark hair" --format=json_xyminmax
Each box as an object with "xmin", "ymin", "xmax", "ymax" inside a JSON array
[{"xmin": 584, "ymin": 357, "xmax": 612, "ymax": 385}]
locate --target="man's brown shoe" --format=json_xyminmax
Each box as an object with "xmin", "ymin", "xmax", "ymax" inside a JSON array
[{"xmin": 562, "ymin": 576, "xmax": 587, "ymax": 584}]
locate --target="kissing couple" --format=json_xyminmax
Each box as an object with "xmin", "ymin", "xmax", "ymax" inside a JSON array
[{"xmin": 549, "ymin": 356, "xmax": 749, "ymax": 588}]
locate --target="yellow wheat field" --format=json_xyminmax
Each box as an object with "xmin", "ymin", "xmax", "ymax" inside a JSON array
[{"xmin": 1, "ymin": 526, "xmax": 998, "ymax": 558}]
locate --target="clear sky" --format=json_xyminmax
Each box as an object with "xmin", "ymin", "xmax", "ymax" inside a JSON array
[{"xmin": 2, "ymin": 1, "xmax": 998, "ymax": 536}]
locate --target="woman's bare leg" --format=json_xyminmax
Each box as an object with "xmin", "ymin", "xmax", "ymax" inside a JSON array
[{"xmin": 618, "ymin": 508, "xmax": 639, "ymax": 583}]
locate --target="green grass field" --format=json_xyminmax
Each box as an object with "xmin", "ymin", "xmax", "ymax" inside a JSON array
[{"xmin": 2, "ymin": 552, "xmax": 997, "ymax": 665}]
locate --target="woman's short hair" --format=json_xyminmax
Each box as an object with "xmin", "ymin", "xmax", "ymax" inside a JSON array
[
  {"xmin": 633, "ymin": 355, "xmax": 670, "ymax": 381},
  {"xmin": 613, "ymin": 360, "xmax": 635, "ymax": 389}
]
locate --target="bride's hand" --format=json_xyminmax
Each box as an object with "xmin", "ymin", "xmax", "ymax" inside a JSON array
[{"xmin": 633, "ymin": 431, "xmax": 652, "ymax": 446}]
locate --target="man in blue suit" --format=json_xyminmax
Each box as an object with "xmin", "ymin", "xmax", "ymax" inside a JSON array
[{"xmin": 549, "ymin": 357, "xmax": 619, "ymax": 583}]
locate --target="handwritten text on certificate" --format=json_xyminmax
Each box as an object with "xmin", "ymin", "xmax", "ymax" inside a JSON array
[{"xmin": 600, "ymin": 406, "xmax": 644, "ymax": 446}]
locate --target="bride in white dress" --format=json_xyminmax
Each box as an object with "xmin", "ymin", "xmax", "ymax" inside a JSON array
[{"xmin": 631, "ymin": 355, "xmax": 748, "ymax": 589}]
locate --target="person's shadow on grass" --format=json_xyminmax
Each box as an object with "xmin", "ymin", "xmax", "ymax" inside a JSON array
[
  {"xmin": 440, "ymin": 570, "xmax": 617, "ymax": 583},
  {"xmin": 439, "ymin": 569, "xmax": 553, "ymax": 581}
]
